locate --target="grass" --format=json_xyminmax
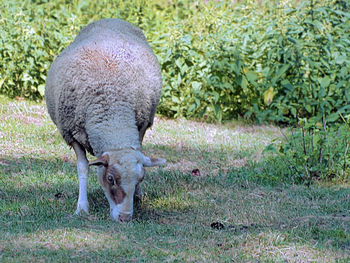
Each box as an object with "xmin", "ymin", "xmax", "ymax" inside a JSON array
[{"xmin": 0, "ymin": 95, "xmax": 349, "ymax": 262}]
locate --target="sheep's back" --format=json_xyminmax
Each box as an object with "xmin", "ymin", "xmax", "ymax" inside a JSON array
[{"xmin": 45, "ymin": 19, "xmax": 161, "ymax": 151}]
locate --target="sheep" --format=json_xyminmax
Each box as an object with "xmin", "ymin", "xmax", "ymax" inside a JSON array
[{"xmin": 45, "ymin": 18, "xmax": 166, "ymax": 222}]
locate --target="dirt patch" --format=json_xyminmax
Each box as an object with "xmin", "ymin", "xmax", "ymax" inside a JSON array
[{"xmin": 17, "ymin": 115, "xmax": 43, "ymax": 126}]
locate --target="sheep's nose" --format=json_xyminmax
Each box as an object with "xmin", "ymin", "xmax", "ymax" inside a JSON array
[{"xmin": 118, "ymin": 213, "xmax": 132, "ymax": 222}]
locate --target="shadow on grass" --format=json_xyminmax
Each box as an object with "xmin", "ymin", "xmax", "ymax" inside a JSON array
[
  {"xmin": 0, "ymin": 244, "xmax": 144, "ymax": 262},
  {"xmin": 0, "ymin": 155, "xmax": 201, "ymax": 233},
  {"xmin": 1, "ymin": 153, "xmax": 350, "ymax": 257}
]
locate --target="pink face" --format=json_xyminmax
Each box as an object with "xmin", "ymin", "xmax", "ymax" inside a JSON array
[{"xmin": 89, "ymin": 150, "xmax": 165, "ymax": 222}]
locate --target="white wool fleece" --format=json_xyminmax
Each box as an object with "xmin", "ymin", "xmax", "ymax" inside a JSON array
[{"xmin": 45, "ymin": 19, "xmax": 162, "ymax": 156}]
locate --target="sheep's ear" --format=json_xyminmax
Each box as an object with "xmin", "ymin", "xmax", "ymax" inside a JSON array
[
  {"xmin": 142, "ymin": 155, "xmax": 166, "ymax": 167},
  {"xmin": 89, "ymin": 154, "xmax": 109, "ymax": 167}
]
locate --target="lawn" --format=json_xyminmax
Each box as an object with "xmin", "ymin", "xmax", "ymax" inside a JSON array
[{"xmin": 0, "ymin": 95, "xmax": 349, "ymax": 262}]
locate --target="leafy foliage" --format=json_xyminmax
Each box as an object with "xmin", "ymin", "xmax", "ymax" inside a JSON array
[
  {"xmin": 155, "ymin": 0, "xmax": 350, "ymax": 124},
  {"xmin": 264, "ymin": 115, "xmax": 350, "ymax": 183},
  {"xmin": 246, "ymin": 0, "xmax": 350, "ymax": 125},
  {"xmin": 0, "ymin": 0, "xmax": 349, "ymax": 125}
]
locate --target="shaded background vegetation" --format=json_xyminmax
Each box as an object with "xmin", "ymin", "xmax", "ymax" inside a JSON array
[{"xmin": 0, "ymin": 0, "xmax": 349, "ymax": 124}]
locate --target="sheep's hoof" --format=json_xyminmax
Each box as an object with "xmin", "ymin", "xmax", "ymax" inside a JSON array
[{"xmin": 75, "ymin": 203, "xmax": 89, "ymax": 216}]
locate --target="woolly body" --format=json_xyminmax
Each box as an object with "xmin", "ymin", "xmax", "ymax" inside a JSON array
[
  {"xmin": 45, "ymin": 19, "xmax": 165, "ymax": 221},
  {"xmin": 45, "ymin": 19, "xmax": 162, "ymax": 156}
]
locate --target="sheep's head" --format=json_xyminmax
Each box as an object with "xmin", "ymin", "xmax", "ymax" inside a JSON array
[{"xmin": 89, "ymin": 149, "xmax": 165, "ymax": 222}]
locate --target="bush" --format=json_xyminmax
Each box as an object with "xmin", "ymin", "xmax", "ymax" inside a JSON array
[
  {"xmin": 246, "ymin": 0, "xmax": 350, "ymax": 125},
  {"xmin": 0, "ymin": 0, "xmax": 157, "ymax": 100},
  {"xmin": 264, "ymin": 114, "xmax": 350, "ymax": 183},
  {"xmin": 0, "ymin": 0, "xmax": 81, "ymax": 100},
  {"xmin": 156, "ymin": 0, "xmax": 350, "ymax": 124},
  {"xmin": 0, "ymin": 0, "xmax": 349, "ymax": 125}
]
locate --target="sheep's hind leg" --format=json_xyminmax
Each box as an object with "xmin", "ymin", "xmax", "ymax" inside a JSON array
[
  {"xmin": 134, "ymin": 184, "xmax": 143, "ymax": 204},
  {"xmin": 72, "ymin": 142, "xmax": 89, "ymax": 215}
]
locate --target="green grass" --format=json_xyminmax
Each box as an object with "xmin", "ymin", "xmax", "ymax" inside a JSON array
[{"xmin": 0, "ymin": 95, "xmax": 349, "ymax": 262}]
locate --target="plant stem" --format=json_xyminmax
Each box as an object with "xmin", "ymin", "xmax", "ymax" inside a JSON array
[
  {"xmin": 344, "ymin": 143, "xmax": 349, "ymax": 174},
  {"xmin": 319, "ymin": 113, "xmax": 327, "ymax": 164},
  {"xmin": 302, "ymin": 127, "xmax": 307, "ymax": 155},
  {"xmin": 304, "ymin": 165, "xmax": 311, "ymax": 181}
]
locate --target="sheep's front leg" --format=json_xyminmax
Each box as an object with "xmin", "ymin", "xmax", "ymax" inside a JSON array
[{"xmin": 72, "ymin": 142, "xmax": 89, "ymax": 215}]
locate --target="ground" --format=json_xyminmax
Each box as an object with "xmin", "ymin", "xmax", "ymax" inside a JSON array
[{"xmin": 0, "ymin": 96, "xmax": 349, "ymax": 262}]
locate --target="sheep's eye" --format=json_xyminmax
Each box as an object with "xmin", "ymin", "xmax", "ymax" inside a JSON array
[{"xmin": 107, "ymin": 175, "xmax": 114, "ymax": 183}]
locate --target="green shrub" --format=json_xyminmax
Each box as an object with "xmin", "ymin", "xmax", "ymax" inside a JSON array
[
  {"xmin": 245, "ymin": 0, "xmax": 350, "ymax": 125},
  {"xmin": 0, "ymin": 0, "xmax": 349, "ymax": 125},
  {"xmin": 264, "ymin": 114, "xmax": 350, "ymax": 183},
  {"xmin": 0, "ymin": 0, "xmax": 81, "ymax": 100},
  {"xmin": 0, "ymin": 0, "xmax": 157, "ymax": 100},
  {"xmin": 155, "ymin": 0, "xmax": 350, "ymax": 124}
]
